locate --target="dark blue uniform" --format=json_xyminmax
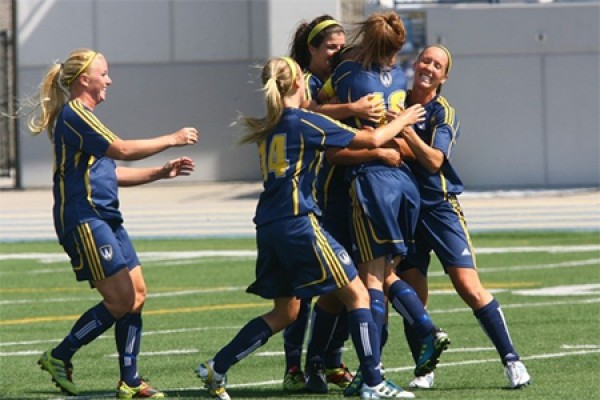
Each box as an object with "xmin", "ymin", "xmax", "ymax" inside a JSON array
[
  {"xmin": 247, "ymin": 108, "xmax": 361, "ymax": 299},
  {"xmin": 52, "ymin": 100, "xmax": 139, "ymax": 282},
  {"xmin": 398, "ymin": 93, "xmax": 476, "ymax": 275},
  {"xmin": 331, "ymin": 60, "xmax": 420, "ymax": 263}
]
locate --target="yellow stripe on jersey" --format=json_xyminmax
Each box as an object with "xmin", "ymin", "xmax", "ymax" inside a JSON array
[
  {"xmin": 300, "ymin": 112, "xmax": 359, "ymax": 135},
  {"xmin": 310, "ymin": 214, "xmax": 349, "ymax": 288},
  {"xmin": 70, "ymin": 100, "xmax": 118, "ymax": 143},
  {"xmin": 303, "ymin": 71, "xmax": 313, "ymax": 101},
  {"xmin": 77, "ymin": 223, "xmax": 105, "ymax": 281},
  {"xmin": 85, "ymin": 156, "xmax": 100, "ymax": 216},
  {"xmin": 292, "ymin": 136, "xmax": 304, "ymax": 215},
  {"xmin": 57, "ymin": 140, "xmax": 67, "ymax": 235}
]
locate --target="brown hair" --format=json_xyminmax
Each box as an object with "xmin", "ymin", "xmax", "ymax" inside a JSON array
[
  {"xmin": 290, "ymin": 15, "xmax": 344, "ymax": 71},
  {"xmin": 351, "ymin": 11, "xmax": 406, "ymax": 70}
]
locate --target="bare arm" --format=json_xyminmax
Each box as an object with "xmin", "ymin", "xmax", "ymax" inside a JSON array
[
  {"xmin": 106, "ymin": 127, "xmax": 199, "ymax": 161},
  {"xmin": 307, "ymin": 94, "xmax": 385, "ymax": 123},
  {"xmin": 348, "ymin": 104, "xmax": 425, "ymax": 149},
  {"xmin": 326, "ymin": 146, "xmax": 402, "ymax": 168},
  {"xmin": 401, "ymin": 126, "xmax": 444, "ymax": 173},
  {"xmin": 116, "ymin": 156, "xmax": 196, "ymax": 187}
]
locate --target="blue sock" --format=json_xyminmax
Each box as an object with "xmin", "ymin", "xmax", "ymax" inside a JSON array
[
  {"xmin": 306, "ymin": 303, "xmax": 337, "ymax": 367},
  {"xmin": 474, "ymin": 298, "xmax": 519, "ymax": 364},
  {"xmin": 403, "ymin": 318, "xmax": 421, "ymax": 363},
  {"xmin": 52, "ymin": 302, "xmax": 115, "ymax": 361},
  {"xmin": 348, "ymin": 308, "xmax": 382, "ymax": 387},
  {"xmin": 283, "ymin": 298, "xmax": 311, "ymax": 370},
  {"xmin": 368, "ymin": 289, "xmax": 386, "ymax": 346},
  {"xmin": 325, "ymin": 310, "xmax": 348, "ymax": 369},
  {"xmin": 115, "ymin": 313, "xmax": 143, "ymax": 387},
  {"xmin": 213, "ymin": 317, "xmax": 273, "ymax": 374},
  {"xmin": 380, "ymin": 322, "xmax": 388, "ymax": 353},
  {"xmin": 388, "ymin": 280, "xmax": 434, "ymax": 338}
]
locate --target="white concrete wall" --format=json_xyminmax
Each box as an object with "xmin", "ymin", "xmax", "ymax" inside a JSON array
[
  {"xmin": 425, "ymin": 3, "xmax": 600, "ymax": 188},
  {"xmin": 15, "ymin": 0, "xmax": 600, "ymax": 189},
  {"xmin": 16, "ymin": 0, "xmax": 339, "ymax": 187}
]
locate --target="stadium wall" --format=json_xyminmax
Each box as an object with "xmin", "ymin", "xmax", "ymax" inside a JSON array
[{"xmin": 15, "ymin": 0, "xmax": 599, "ymax": 189}]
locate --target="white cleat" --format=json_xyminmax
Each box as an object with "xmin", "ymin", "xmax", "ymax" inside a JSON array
[
  {"xmin": 360, "ymin": 380, "xmax": 415, "ymax": 399},
  {"xmin": 409, "ymin": 371, "xmax": 435, "ymax": 389},
  {"xmin": 504, "ymin": 360, "xmax": 531, "ymax": 389},
  {"xmin": 197, "ymin": 359, "xmax": 231, "ymax": 400}
]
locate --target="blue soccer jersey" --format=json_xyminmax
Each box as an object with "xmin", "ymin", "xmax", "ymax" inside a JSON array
[
  {"xmin": 304, "ymin": 71, "xmax": 324, "ymax": 103},
  {"xmin": 52, "ymin": 99, "xmax": 121, "ymax": 241},
  {"xmin": 406, "ymin": 93, "xmax": 463, "ymax": 207},
  {"xmin": 253, "ymin": 108, "xmax": 357, "ymax": 227}
]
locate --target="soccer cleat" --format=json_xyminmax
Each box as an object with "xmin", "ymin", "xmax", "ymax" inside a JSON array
[
  {"xmin": 305, "ymin": 362, "xmax": 328, "ymax": 393},
  {"xmin": 197, "ymin": 359, "xmax": 230, "ymax": 400},
  {"xmin": 504, "ymin": 360, "xmax": 531, "ymax": 389},
  {"xmin": 326, "ymin": 363, "xmax": 354, "ymax": 388},
  {"xmin": 283, "ymin": 365, "xmax": 306, "ymax": 391},
  {"xmin": 116, "ymin": 380, "xmax": 165, "ymax": 399},
  {"xmin": 37, "ymin": 350, "xmax": 78, "ymax": 396},
  {"xmin": 359, "ymin": 380, "xmax": 415, "ymax": 399},
  {"xmin": 408, "ymin": 371, "xmax": 435, "ymax": 389},
  {"xmin": 414, "ymin": 328, "xmax": 451, "ymax": 377},
  {"xmin": 343, "ymin": 369, "xmax": 363, "ymax": 397}
]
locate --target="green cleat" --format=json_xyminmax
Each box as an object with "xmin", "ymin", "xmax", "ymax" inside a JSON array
[
  {"xmin": 414, "ymin": 328, "xmax": 451, "ymax": 377},
  {"xmin": 37, "ymin": 350, "xmax": 78, "ymax": 396},
  {"xmin": 116, "ymin": 379, "xmax": 165, "ymax": 399},
  {"xmin": 283, "ymin": 365, "xmax": 306, "ymax": 391}
]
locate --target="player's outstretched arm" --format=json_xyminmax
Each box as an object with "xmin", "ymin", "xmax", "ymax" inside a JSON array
[
  {"xmin": 116, "ymin": 156, "xmax": 196, "ymax": 187},
  {"xmin": 107, "ymin": 127, "xmax": 199, "ymax": 161}
]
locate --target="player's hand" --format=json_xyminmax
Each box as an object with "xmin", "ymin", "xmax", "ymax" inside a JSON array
[
  {"xmin": 161, "ymin": 156, "xmax": 196, "ymax": 179},
  {"xmin": 352, "ymin": 94, "xmax": 385, "ymax": 123},
  {"xmin": 376, "ymin": 147, "xmax": 402, "ymax": 167},
  {"xmin": 399, "ymin": 104, "xmax": 425, "ymax": 125},
  {"xmin": 172, "ymin": 127, "xmax": 199, "ymax": 146}
]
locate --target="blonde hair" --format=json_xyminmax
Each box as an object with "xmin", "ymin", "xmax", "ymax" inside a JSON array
[
  {"xmin": 352, "ymin": 11, "xmax": 406, "ymax": 70},
  {"xmin": 28, "ymin": 48, "xmax": 98, "ymax": 138},
  {"xmin": 238, "ymin": 57, "xmax": 298, "ymax": 145}
]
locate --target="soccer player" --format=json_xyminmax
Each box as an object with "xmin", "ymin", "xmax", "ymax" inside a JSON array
[
  {"xmin": 196, "ymin": 56, "xmax": 424, "ymax": 400},
  {"xmin": 28, "ymin": 48, "xmax": 198, "ymax": 398},
  {"xmin": 325, "ymin": 12, "xmax": 451, "ymax": 395},
  {"xmin": 395, "ymin": 44, "xmax": 532, "ymax": 390},
  {"xmin": 285, "ymin": 15, "xmax": 396, "ymax": 393}
]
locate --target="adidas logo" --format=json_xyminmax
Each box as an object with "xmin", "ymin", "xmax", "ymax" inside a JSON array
[{"xmin": 461, "ymin": 248, "xmax": 471, "ymax": 256}]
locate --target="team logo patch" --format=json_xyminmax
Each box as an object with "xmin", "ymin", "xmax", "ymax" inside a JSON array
[
  {"xmin": 338, "ymin": 250, "xmax": 352, "ymax": 265},
  {"xmin": 99, "ymin": 245, "xmax": 113, "ymax": 261},
  {"xmin": 380, "ymin": 70, "xmax": 392, "ymax": 87}
]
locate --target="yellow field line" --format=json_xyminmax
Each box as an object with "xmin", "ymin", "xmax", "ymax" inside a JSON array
[{"xmin": 0, "ymin": 302, "xmax": 270, "ymax": 326}]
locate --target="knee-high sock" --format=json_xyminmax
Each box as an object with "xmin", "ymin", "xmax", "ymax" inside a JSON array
[
  {"xmin": 368, "ymin": 289, "xmax": 386, "ymax": 346},
  {"xmin": 474, "ymin": 298, "xmax": 519, "ymax": 364},
  {"xmin": 283, "ymin": 298, "xmax": 311, "ymax": 370},
  {"xmin": 213, "ymin": 317, "xmax": 273, "ymax": 375},
  {"xmin": 403, "ymin": 318, "xmax": 422, "ymax": 363},
  {"xmin": 306, "ymin": 303, "xmax": 338, "ymax": 367},
  {"xmin": 52, "ymin": 302, "xmax": 115, "ymax": 361},
  {"xmin": 115, "ymin": 313, "xmax": 143, "ymax": 386},
  {"xmin": 388, "ymin": 280, "xmax": 434, "ymax": 337},
  {"xmin": 325, "ymin": 310, "xmax": 349, "ymax": 368},
  {"xmin": 348, "ymin": 308, "xmax": 382, "ymax": 387}
]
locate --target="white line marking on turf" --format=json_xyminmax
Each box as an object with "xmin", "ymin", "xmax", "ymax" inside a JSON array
[{"xmin": 106, "ymin": 349, "xmax": 199, "ymax": 357}]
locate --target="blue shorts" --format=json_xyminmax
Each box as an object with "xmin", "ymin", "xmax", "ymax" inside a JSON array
[
  {"xmin": 349, "ymin": 165, "xmax": 420, "ymax": 263},
  {"xmin": 319, "ymin": 187, "xmax": 353, "ymax": 252},
  {"xmin": 398, "ymin": 194, "xmax": 476, "ymax": 276},
  {"xmin": 247, "ymin": 213, "xmax": 358, "ymax": 300},
  {"xmin": 61, "ymin": 219, "xmax": 140, "ymax": 282}
]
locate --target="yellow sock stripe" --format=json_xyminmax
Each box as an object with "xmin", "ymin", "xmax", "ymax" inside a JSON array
[{"xmin": 77, "ymin": 224, "xmax": 105, "ymax": 281}]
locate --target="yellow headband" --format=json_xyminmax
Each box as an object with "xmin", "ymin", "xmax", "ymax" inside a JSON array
[
  {"xmin": 434, "ymin": 45, "xmax": 452, "ymax": 73},
  {"xmin": 307, "ymin": 19, "xmax": 340, "ymax": 45},
  {"xmin": 281, "ymin": 56, "xmax": 297, "ymax": 84},
  {"xmin": 67, "ymin": 51, "xmax": 97, "ymax": 85}
]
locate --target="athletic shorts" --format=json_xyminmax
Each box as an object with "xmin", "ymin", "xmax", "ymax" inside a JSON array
[
  {"xmin": 397, "ymin": 194, "xmax": 476, "ymax": 276},
  {"xmin": 349, "ymin": 165, "xmax": 420, "ymax": 264},
  {"xmin": 247, "ymin": 213, "xmax": 358, "ymax": 300},
  {"xmin": 61, "ymin": 219, "xmax": 140, "ymax": 282}
]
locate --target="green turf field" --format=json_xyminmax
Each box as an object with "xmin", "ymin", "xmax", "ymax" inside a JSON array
[{"xmin": 1, "ymin": 231, "xmax": 599, "ymax": 399}]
